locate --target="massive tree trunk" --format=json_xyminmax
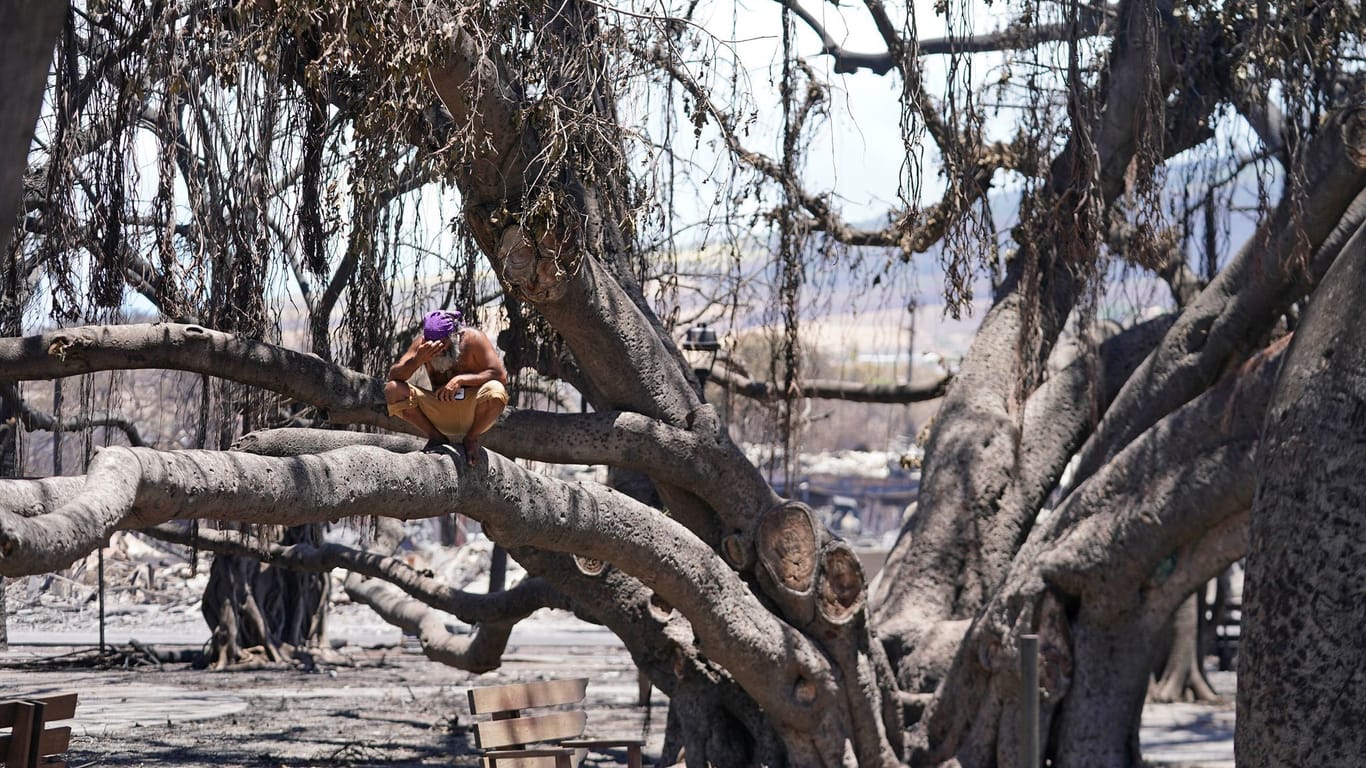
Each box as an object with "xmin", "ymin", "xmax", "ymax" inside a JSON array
[
  {"xmin": 874, "ymin": 0, "xmax": 1186, "ymax": 689},
  {"xmin": 914, "ymin": 339, "xmax": 1273, "ymax": 767},
  {"xmin": 881, "ymin": 100, "xmax": 1366, "ymax": 765},
  {"xmin": 1238, "ymin": 218, "xmax": 1366, "ymax": 766},
  {"xmin": 417, "ymin": 4, "xmax": 903, "ymax": 762}
]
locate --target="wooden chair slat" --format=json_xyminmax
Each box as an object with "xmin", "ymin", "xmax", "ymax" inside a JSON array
[
  {"xmin": 0, "ymin": 694, "xmax": 78, "ymax": 768},
  {"xmin": 467, "ymin": 677, "xmax": 642, "ymax": 768},
  {"xmin": 482, "ymin": 747, "xmax": 578, "ymax": 768},
  {"xmin": 1, "ymin": 701, "xmax": 36, "ymax": 768},
  {"xmin": 474, "ymin": 711, "xmax": 586, "ymax": 749},
  {"xmin": 34, "ymin": 728, "xmax": 71, "ymax": 757},
  {"xmin": 0, "ymin": 695, "xmax": 78, "ymax": 727},
  {"xmin": 467, "ymin": 678, "xmax": 588, "ymax": 715}
]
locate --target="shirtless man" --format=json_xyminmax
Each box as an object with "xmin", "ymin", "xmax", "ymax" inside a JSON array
[{"xmin": 385, "ymin": 309, "xmax": 509, "ymax": 464}]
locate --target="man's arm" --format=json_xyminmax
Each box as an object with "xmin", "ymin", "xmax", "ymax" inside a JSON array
[
  {"xmin": 389, "ymin": 336, "xmax": 443, "ymax": 381},
  {"xmin": 441, "ymin": 329, "xmax": 508, "ymax": 393}
]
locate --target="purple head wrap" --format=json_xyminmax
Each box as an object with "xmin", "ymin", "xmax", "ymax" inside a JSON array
[{"xmin": 422, "ymin": 309, "xmax": 462, "ymax": 341}]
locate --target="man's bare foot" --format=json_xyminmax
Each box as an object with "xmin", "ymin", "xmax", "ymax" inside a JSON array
[{"xmin": 462, "ymin": 435, "xmax": 481, "ymax": 465}]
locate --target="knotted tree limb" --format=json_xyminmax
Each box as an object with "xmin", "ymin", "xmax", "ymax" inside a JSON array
[
  {"xmin": 144, "ymin": 521, "xmax": 564, "ymax": 673},
  {"xmin": 876, "ymin": 0, "xmax": 1221, "ymax": 662},
  {"xmin": 709, "ymin": 368, "xmax": 950, "ymax": 404},
  {"xmin": 970, "ymin": 315, "xmax": 1175, "ymax": 579},
  {"xmin": 233, "ymin": 412, "xmax": 768, "ymax": 540},
  {"xmin": 1036, "ymin": 343, "xmax": 1283, "ymax": 609},
  {"xmin": 1072, "ymin": 107, "xmax": 1366, "ymax": 484},
  {"xmin": 0, "ymin": 323, "xmax": 404, "ymax": 431},
  {"xmin": 0, "ymin": 444, "xmax": 843, "ymax": 733},
  {"xmin": 143, "ymin": 522, "xmax": 568, "ymax": 625},
  {"xmin": 919, "ymin": 340, "xmax": 1281, "ymax": 767},
  {"xmin": 343, "ymin": 570, "xmax": 516, "ymax": 672}
]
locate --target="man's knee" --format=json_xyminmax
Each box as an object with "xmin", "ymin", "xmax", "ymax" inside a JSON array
[{"xmin": 384, "ymin": 379, "xmax": 411, "ymax": 403}]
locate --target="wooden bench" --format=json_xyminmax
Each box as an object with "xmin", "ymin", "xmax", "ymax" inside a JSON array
[
  {"xmin": 468, "ymin": 677, "xmax": 643, "ymax": 768},
  {"xmin": 0, "ymin": 693, "xmax": 78, "ymax": 768}
]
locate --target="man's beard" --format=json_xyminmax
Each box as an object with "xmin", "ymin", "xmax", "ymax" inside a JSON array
[{"xmin": 428, "ymin": 331, "xmax": 464, "ymax": 373}]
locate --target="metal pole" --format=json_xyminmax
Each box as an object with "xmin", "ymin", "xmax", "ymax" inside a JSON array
[
  {"xmin": 97, "ymin": 545, "xmax": 106, "ymax": 653},
  {"xmin": 1020, "ymin": 634, "xmax": 1040, "ymax": 768}
]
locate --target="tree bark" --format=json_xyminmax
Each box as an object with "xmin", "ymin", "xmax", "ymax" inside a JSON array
[
  {"xmin": 919, "ymin": 342, "xmax": 1278, "ymax": 767},
  {"xmin": 0, "ymin": 441, "xmax": 876, "ymax": 764},
  {"xmin": 1238, "ymin": 218, "xmax": 1366, "ymax": 766}
]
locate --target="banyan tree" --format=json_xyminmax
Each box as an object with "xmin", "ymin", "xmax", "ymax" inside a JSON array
[{"xmin": 2, "ymin": 0, "xmax": 1364, "ymax": 765}]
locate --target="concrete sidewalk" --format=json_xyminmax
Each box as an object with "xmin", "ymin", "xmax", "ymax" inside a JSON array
[{"xmin": 1141, "ymin": 700, "xmax": 1235, "ymax": 768}]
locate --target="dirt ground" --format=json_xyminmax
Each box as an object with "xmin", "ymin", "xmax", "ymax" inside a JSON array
[{"xmin": 0, "ymin": 642, "xmax": 662, "ymax": 768}]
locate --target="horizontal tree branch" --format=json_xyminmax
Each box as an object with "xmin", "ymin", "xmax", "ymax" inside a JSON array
[
  {"xmin": 1144, "ymin": 508, "xmax": 1249, "ymax": 624},
  {"xmin": 142, "ymin": 521, "xmax": 566, "ymax": 673},
  {"xmin": 0, "ymin": 443, "xmax": 836, "ymax": 729},
  {"xmin": 143, "ymin": 522, "xmax": 569, "ymax": 625},
  {"xmin": 786, "ymin": 0, "xmax": 1116, "ymax": 74},
  {"xmin": 343, "ymin": 571, "xmax": 513, "ymax": 672},
  {"xmin": 0, "ymin": 320, "xmax": 777, "ymax": 536},
  {"xmin": 0, "ymin": 323, "xmax": 404, "ymax": 432},
  {"xmin": 710, "ymin": 367, "xmax": 950, "ymax": 404}
]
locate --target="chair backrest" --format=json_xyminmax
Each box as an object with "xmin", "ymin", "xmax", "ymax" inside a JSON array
[
  {"xmin": 468, "ymin": 678, "xmax": 589, "ymax": 750},
  {"xmin": 0, "ymin": 692, "xmax": 78, "ymax": 768}
]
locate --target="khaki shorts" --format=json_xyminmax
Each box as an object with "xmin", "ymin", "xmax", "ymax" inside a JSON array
[{"xmin": 387, "ymin": 380, "xmax": 508, "ymax": 439}]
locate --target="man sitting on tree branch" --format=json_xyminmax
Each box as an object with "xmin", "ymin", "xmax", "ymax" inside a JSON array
[{"xmin": 385, "ymin": 309, "xmax": 509, "ymax": 463}]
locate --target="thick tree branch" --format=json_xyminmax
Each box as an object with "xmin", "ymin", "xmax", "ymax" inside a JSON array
[
  {"xmin": 0, "ymin": 317, "xmax": 770, "ymax": 535},
  {"xmin": 876, "ymin": 0, "xmax": 1194, "ymax": 651},
  {"xmin": 343, "ymin": 571, "xmax": 513, "ymax": 672},
  {"xmin": 711, "ymin": 366, "xmax": 950, "ymax": 404},
  {"xmin": 509, "ymin": 547, "xmax": 785, "ymax": 766},
  {"xmin": 142, "ymin": 520, "xmax": 567, "ymax": 673},
  {"xmin": 0, "ymin": 323, "xmax": 405, "ymax": 432},
  {"xmin": 143, "ymin": 522, "xmax": 568, "ymax": 625},
  {"xmin": 230, "ymin": 412, "xmax": 771, "ymax": 539},
  {"xmin": 1037, "ymin": 341, "xmax": 1283, "ymax": 608},
  {"xmin": 786, "ymin": 0, "xmax": 1116, "ymax": 73},
  {"xmin": 0, "ymin": 444, "xmax": 838, "ymax": 731},
  {"xmin": 779, "ymin": 0, "xmax": 895, "ymax": 75},
  {"xmin": 1072, "ymin": 107, "xmax": 1366, "ymax": 484},
  {"xmin": 1144, "ymin": 508, "xmax": 1249, "ymax": 624},
  {"xmin": 917, "ymin": 6, "xmax": 1116, "ymax": 55},
  {"xmin": 987, "ymin": 315, "xmax": 1175, "ymax": 548}
]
